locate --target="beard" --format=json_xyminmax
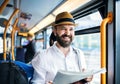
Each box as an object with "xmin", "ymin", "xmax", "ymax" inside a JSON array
[{"xmin": 56, "ymin": 33, "xmax": 73, "ymax": 48}]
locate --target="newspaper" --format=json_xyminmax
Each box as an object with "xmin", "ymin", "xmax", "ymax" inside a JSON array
[{"xmin": 53, "ymin": 68, "xmax": 106, "ymax": 84}]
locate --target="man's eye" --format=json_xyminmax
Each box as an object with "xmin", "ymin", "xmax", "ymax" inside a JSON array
[{"xmin": 70, "ymin": 28, "xmax": 74, "ymax": 31}]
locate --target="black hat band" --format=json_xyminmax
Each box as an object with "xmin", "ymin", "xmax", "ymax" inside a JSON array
[{"xmin": 55, "ymin": 18, "xmax": 75, "ymax": 24}]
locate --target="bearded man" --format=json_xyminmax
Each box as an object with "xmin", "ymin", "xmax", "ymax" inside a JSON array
[{"xmin": 31, "ymin": 12, "xmax": 93, "ymax": 84}]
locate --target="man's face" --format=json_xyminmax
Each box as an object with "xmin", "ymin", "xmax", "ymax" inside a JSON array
[{"xmin": 54, "ymin": 24, "xmax": 75, "ymax": 47}]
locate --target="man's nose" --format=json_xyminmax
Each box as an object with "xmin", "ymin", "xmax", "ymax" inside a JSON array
[{"xmin": 65, "ymin": 29, "xmax": 71, "ymax": 35}]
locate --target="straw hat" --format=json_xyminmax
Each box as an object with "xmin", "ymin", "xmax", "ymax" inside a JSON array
[{"xmin": 53, "ymin": 12, "xmax": 76, "ymax": 27}]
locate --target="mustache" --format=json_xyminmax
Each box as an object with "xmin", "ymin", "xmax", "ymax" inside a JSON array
[{"xmin": 61, "ymin": 34, "xmax": 72, "ymax": 38}]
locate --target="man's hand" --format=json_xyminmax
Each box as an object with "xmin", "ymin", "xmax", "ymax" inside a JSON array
[
  {"xmin": 72, "ymin": 75, "xmax": 93, "ymax": 84},
  {"xmin": 46, "ymin": 81, "xmax": 53, "ymax": 84},
  {"xmin": 85, "ymin": 75, "xmax": 93, "ymax": 82}
]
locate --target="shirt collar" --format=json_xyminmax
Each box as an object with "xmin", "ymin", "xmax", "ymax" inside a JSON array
[{"xmin": 52, "ymin": 42, "xmax": 73, "ymax": 56}]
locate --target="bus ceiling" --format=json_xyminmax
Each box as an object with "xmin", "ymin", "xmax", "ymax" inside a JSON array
[{"xmin": 0, "ymin": 0, "xmax": 92, "ymax": 34}]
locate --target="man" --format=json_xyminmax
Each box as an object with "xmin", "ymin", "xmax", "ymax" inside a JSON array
[
  {"xmin": 22, "ymin": 33, "xmax": 36, "ymax": 63},
  {"xmin": 31, "ymin": 12, "xmax": 92, "ymax": 84}
]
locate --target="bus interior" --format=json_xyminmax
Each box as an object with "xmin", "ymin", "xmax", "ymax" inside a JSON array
[{"xmin": 0, "ymin": 0, "xmax": 120, "ymax": 84}]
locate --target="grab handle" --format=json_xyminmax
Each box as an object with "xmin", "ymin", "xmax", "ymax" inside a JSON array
[{"xmin": 100, "ymin": 12, "xmax": 113, "ymax": 84}]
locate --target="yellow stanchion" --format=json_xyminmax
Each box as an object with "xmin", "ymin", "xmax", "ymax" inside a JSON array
[
  {"xmin": 100, "ymin": 12, "xmax": 113, "ymax": 84},
  {"xmin": 3, "ymin": 8, "xmax": 19, "ymax": 60},
  {"xmin": 11, "ymin": 18, "xmax": 19, "ymax": 61}
]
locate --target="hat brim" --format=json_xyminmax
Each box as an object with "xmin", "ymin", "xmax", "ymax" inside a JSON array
[{"xmin": 52, "ymin": 22, "xmax": 77, "ymax": 27}]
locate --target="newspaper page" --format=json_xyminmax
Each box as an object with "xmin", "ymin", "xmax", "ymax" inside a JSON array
[{"xmin": 53, "ymin": 68, "xmax": 106, "ymax": 84}]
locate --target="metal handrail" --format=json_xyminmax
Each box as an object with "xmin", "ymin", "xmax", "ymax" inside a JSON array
[
  {"xmin": 3, "ymin": 8, "xmax": 19, "ymax": 60},
  {"xmin": 100, "ymin": 12, "xmax": 113, "ymax": 84},
  {"xmin": 11, "ymin": 18, "xmax": 19, "ymax": 61}
]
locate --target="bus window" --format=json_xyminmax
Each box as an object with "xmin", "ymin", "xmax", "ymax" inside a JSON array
[
  {"xmin": 21, "ymin": 37, "xmax": 29, "ymax": 46},
  {"xmin": 35, "ymin": 33, "xmax": 44, "ymax": 52},
  {"xmin": 46, "ymin": 27, "xmax": 53, "ymax": 48},
  {"xmin": 75, "ymin": 11, "xmax": 102, "ymax": 31},
  {"xmin": 73, "ymin": 33, "xmax": 100, "ymax": 84},
  {"xmin": 72, "ymin": 11, "xmax": 102, "ymax": 84}
]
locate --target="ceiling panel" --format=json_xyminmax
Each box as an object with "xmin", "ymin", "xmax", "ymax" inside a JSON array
[{"xmin": 19, "ymin": 0, "xmax": 64, "ymax": 30}]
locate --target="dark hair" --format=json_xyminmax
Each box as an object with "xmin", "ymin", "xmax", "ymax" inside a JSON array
[{"xmin": 49, "ymin": 32, "xmax": 56, "ymax": 46}]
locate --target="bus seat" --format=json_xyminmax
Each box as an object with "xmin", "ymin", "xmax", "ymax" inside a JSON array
[
  {"xmin": 14, "ymin": 61, "xmax": 34, "ymax": 78},
  {"xmin": 16, "ymin": 48, "xmax": 25, "ymax": 62}
]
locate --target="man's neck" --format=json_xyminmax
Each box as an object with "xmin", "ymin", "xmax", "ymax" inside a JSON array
[{"xmin": 56, "ymin": 42, "xmax": 70, "ymax": 57}]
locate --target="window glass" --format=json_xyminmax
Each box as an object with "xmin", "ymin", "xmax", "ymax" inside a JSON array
[
  {"xmin": 35, "ymin": 33, "xmax": 44, "ymax": 52},
  {"xmin": 21, "ymin": 38, "xmax": 29, "ymax": 46},
  {"xmin": 72, "ymin": 33, "xmax": 101, "ymax": 84},
  {"xmin": 46, "ymin": 27, "xmax": 53, "ymax": 48},
  {"xmin": 75, "ymin": 11, "xmax": 102, "ymax": 31},
  {"xmin": 0, "ymin": 36, "xmax": 11, "ymax": 53}
]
